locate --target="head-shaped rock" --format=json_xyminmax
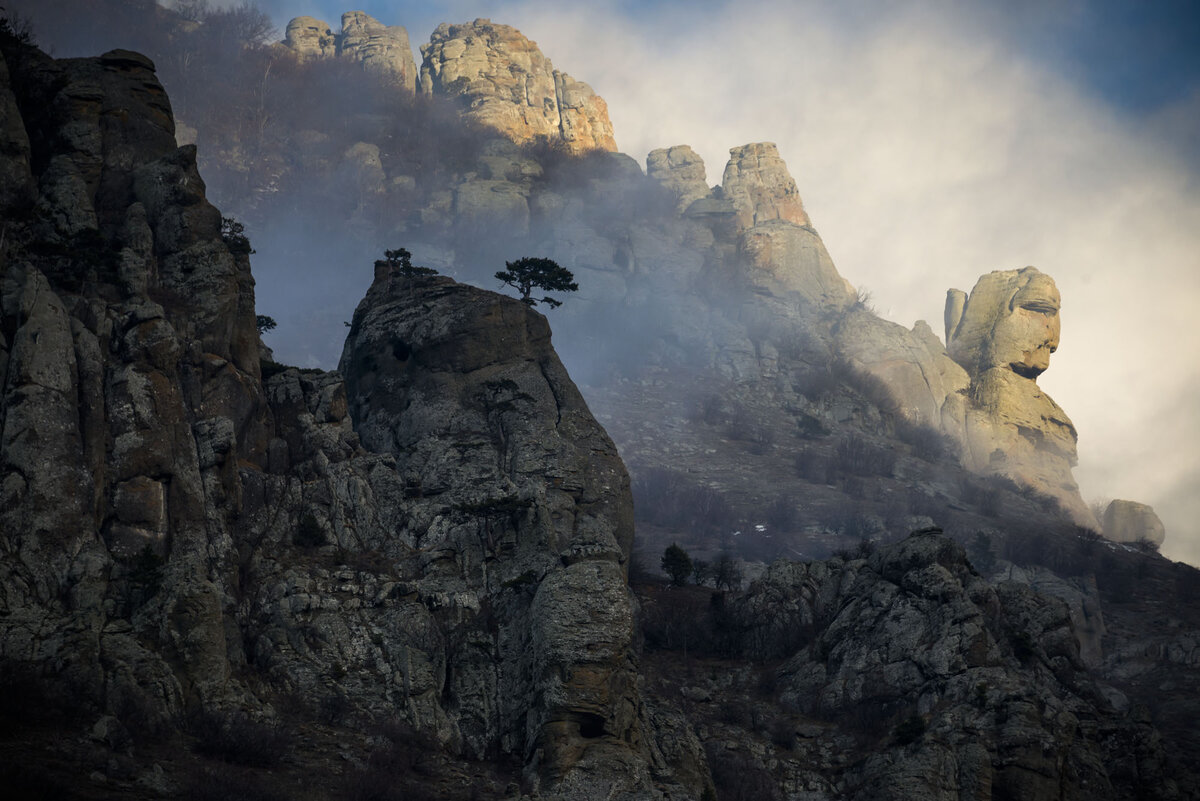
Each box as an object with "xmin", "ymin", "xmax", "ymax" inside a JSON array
[{"xmin": 946, "ymin": 267, "xmax": 1061, "ymax": 380}]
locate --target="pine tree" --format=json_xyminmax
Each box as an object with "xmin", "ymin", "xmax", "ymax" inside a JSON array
[
  {"xmin": 661, "ymin": 543, "xmax": 693, "ymax": 586},
  {"xmin": 495, "ymin": 257, "xmax": 578, "ymax": 308}
]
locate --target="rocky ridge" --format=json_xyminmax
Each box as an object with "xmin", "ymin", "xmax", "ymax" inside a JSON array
[{"xmin": 282, "ymin": 11, "xmax": 419, "ymax": 89}]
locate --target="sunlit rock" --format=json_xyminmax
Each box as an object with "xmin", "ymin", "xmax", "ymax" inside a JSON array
[
  {"xmin": 722, "ymin": 142, "xmax": 811, "ymax": 230},
  {"xmin": 282, "ymin": 12, "xmax": 418, "ymax": 90},
  {"xmin": 945, "ymin": 267, "xmax": 1097, "ymax": 527},
  {"xmin": 419, "ymin": 19, "xmax": 616, "ymax": 153},
  {"xmin": 647, "ymin": 144, "xmax": 710, "ymax": 212}
]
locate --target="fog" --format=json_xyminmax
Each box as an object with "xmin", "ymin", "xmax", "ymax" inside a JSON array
[
  {"xmin": 454, "ymin": 0, "xmax": 1200, "ymax": 565},
  {"xmin": 13, "ymin": 0, "xmax": 1200, "ymax": 564}
]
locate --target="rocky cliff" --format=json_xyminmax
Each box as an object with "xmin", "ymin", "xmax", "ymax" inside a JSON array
[
  {"xmin": 2, "ymin": 14, "xmax": 1197, "ymax": 801},
  {"xmin": 0, "ymin": 36, "xmax": 694, "ymax": 800},
  {"xmin": 419, "ymin": 19, "xmax": 617, "ymax": 154}
]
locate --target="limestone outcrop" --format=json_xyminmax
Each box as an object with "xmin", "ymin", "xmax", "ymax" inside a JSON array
[
  {"xmin": 647, "ymin": 145, "xmax": 710, "ymax": 212},
  {"xmin": 722, "ymin": 142, "xmax": 811, "ymax": 230},
  {"xmin": 722, "ymin": 144, "xmax": 855, "ymax": 309},
  {"xmin": 0, "ymin": 38, "xmax": 695, "ymax": 799},
  {"xmin": 337, "ymin": 268, "xmax": 652, "ymax": 794},
  {"xmin": 282, "ymin": 11, "xmax": 418, "ymax": 89},
  {"xmin": 687, "ymin": 530, "xmax": 1175, "ymax": 799},
  {"xmin": 0, "ymin": 43, "xmax": 269, "ymax": 721},
  {"xmin": 944, "ymin": 268, "xmax": 1096, "ymax": 527},
  {"xmin": 836, "ymin": 312, "xmax": 970, "ymax": 426},
  {"xmin": 419, "ymin": 19, "xmax": 616, "ymax": 153},
  {"xmin": 283, "ymin": 15, "xmax": 337, "ymax": 59},
  {"xmin": 1103, "ymin": 499, "xmax": 1167, "ymax": 546}
]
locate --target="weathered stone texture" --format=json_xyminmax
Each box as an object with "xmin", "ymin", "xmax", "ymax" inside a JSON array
[
  {"xmin": 647, "ymin": 145, "xmax": 710, "ymax": 212},
  {"xmin": 722, "ymin": 142, "xmax": 811, "ymax": 229},
  {"xmin": 945, "ymin": 267, "xmax": 1096, "ymax": 527},
  {"xmin": 419, "ymin": 19, "xmax": 616, "ymax": 153},
  {"xmin": 336, "ymin": 272, "xmax": 656, "ymax": 793},
  {"xmin": 282, "ymin": 11, "xmax": 418, "ymax": 89},
  {"xmin": 716, "ymin": 530, "xmax": 1174, "ymax": 800},
  {"xmin": 0, "ymin": 41, "xmax": 269, "ymax": 720}
]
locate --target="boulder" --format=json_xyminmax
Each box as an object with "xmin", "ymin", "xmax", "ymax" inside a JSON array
[
  {"xmin": 1102, "ymin": 499, "xmax": 1166, "ymax": 546},
  {"xmin": 283, "ymin": 15, "xmax": 337, "ymax": 59},
  {"xmin": 419, "ymin": 19, "xmax": 616, "ymax": 153}
]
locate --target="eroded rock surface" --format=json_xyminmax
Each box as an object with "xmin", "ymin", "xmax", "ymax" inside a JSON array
[
  {"xmin": 0, "ymin": 38, "xmax": 695, "ymax": 800},
  {"xmin": 945, "ymin": 268, "xmax": 1095, "ymax": 527},
  {"xmin": 335, "ymin": 266, "xmax": 660, "ymax": 794},
  {"xmin": 703, "ymin": 530, "xmax": 1176, "ymax": 799},
  {"xmin": 647, "ymin": 145, "xmax": 710, "ymax": 212},
  {"xmin": 722, "ymin": 142, "xmax": 811, "ymax": 229},
  {"xmin": 282, "ymin": 11, "xmax": 418, "ymax": 89},
  {"xmin": 419, "ymin": 19, "xmax": 616, "ymax": 153},
  {"xmin": 0, "ymin": 43, "xmax": 268, "ymax": 722}
]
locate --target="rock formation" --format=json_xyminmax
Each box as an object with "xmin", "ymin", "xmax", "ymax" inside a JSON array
[
  {"xmin": 282, "ymin": 11, "xmax": 418, "ymax": 89},
  {"xmin": 1102, "ymin": 499, "xmax": 1167, "ymax": 546},
  {"xmin": 0, "ymin": 38, "xmax": 697, "ymax": 799},
  {"xmin": 283, "ymin": 15, "xmax": 337, "ymax": 59},
  {"xmin": 722, "ymin": 142, "xmax": 811, "ymax": 229},
  {"xmin": 419, "ymin": 19, "xmax": 616, "ymax": 154},
  {"xmin": 836, "ymin": 313, "xmax": 970, "ymax": 426},
  {"xmin": 4, "ymin": 22, "xmax": 1200, "ymax": 799},
  {"xmin": 644, "ymin": 529, "xmax": 1179, "ymax": 799},
  {"xmin": 944, "ymin": 267, "xmax": 1096, "ymax": 527},
  {"xmin": 708, "ymin": 142, "xmax": 855, "ymax": 309},
  {"xmin": 646, "ymin": 145, "xmax": 710, "ymax": 212},
  {"xmin": 337, "ymin": 267, "xmax": 658, "ymax": 794},
  {"xmin": 0, "ymin": 43, "xmax": 269, "ymax": 720}
]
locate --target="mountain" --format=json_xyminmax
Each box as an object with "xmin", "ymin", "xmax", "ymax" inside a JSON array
[{"xmin": 2, "ymin": 7, "xmax": 1199, "ymax": 800}]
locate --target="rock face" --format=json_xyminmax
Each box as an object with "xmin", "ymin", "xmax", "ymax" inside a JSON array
[
  {"xmin": 337, "ymin": 267, "xmax": 658, "ymax": 794},
  {"xmin": 419, "ymin": 19, "xmax": 616, "ymax": 153},
  {"xmin": 282, "ymin": 11, "xmax": 418, "ymax": 89},
  {"xmin": 722, "ymin": 142, "xmax": 811, "ymax": 229},
  {"xmin": 836, "ymin": 313, "xmax": 970, "ymax": 426},
  {"xmin": 944, "ymin": 268, "xmax": 1095, "ymax": 527},
  {"xmin": 721, "ymin": 143, "xmax": 855, "ymax": 309},
  {"xmin": 647, "ymin": 145, "xmax": 710, "ymax": 212},
  {"xmin": 0, "ymin": 42, "xmax": 269, "ymax": 719},
  {"xmin": 283, "ymin": 15, "xmax": 337, "ymax": 59},
  {"xmin": 710, "ymin": 530, "xmax": 1174, "ymax": 799},
  {"xmin": 1103, "ymin": 499, "xmax": 1167, "ymax": 546},
  {"xmin": 0, "ymin": 38, "xmax": 695, "ymax": 800}
]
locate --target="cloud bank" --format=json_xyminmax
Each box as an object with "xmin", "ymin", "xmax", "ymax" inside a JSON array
[
  {"xmin": 95, "ymin": 1, "xmax": 1200, "ymax": 564},
  {"xmin": 468, "ymin": 0, "xmax": 1200, "ymax": 563}
]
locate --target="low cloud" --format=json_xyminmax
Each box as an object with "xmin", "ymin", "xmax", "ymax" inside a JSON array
[
  {"xmin": 28, "ymin": 0, "xmax": 1200, "ymax": 561},
  {"xmin": 495, "ymin": 0, "xmax": 1200, "ymax": 562}
]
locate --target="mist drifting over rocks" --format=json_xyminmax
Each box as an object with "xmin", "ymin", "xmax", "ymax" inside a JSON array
[{"xmin": 3, "ymin": 3, "xmax": 1200, "ymax": 799}]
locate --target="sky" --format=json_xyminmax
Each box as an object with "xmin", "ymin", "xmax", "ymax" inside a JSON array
[{"xmin": 157, "ymin": 1, "xmax": 1200, "ymax": 564}]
